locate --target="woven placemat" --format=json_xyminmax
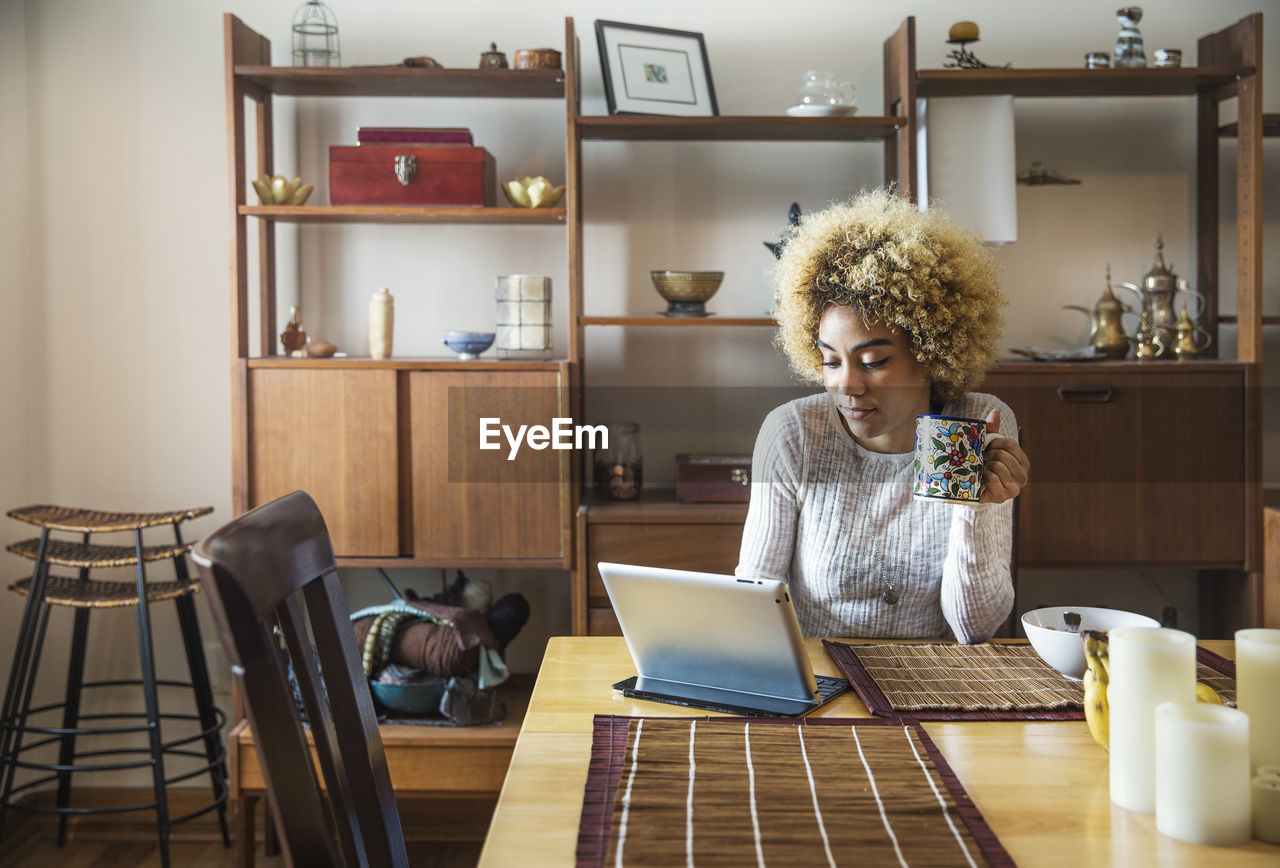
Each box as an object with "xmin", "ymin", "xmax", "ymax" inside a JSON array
[
  {"xmin": 824, "ymin": 641, "xmax": 1237, "ymax": 720},
  {"xmin": 577, "ymin": 714, "xmax": 1013, "ymax": 868}
]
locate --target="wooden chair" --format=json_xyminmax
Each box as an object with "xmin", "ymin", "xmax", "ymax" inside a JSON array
[{"xmin": 190, "ymin": 490, "xmax": 409, "ymax": 868}]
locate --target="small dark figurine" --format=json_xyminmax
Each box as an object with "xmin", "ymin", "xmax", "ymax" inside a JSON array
[
  {"xmin": 479, "ymin": 42, "xmax": 508, "ymax": 69},
  {"xmin": 764, "ymin": 202, "xmax": 803, "ymax": 259},
  {"xmin": 943, "ymin": 21, "xmax": 1011, "ymax": 70}
]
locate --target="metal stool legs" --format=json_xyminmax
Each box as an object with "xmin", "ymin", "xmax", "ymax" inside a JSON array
[{"xmin": 0, "ymin": 506, "xmax": 230, "ymax": 865}]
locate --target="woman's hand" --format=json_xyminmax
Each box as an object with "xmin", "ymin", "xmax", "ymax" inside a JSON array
[{"xmin": 980, "ymin": 409, "xmax": 1030, "ymax": 504}]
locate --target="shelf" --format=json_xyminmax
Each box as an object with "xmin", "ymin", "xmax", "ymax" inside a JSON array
[
  {"xmin": 233, "ymin": 65, "xmax": 565, "ymax": 98},
  {"xmin": 238, "ymin": 205, "xmax": 565, "ymax": 224},
  {"xmin": 1219, "ymin": 114, "xmax": 1280, "ymax": 137},
  {"xmin": 915, "ymin": 66, "xmax": 1252, "ymax": 98},
  {"xmin": 1216, "ymin": 314, "xmax": 1280, "ymax": 326},
  {"xmin": 579, "ymin": 316, "xmax": 776, "ymax": 327},
  {"xmin": 245, "ymin": 357, "xmax": 568, "ymax": 370},
  {"xmin": 991, "ymin": 358, "xmax": 1252, "ymax": 373},
  {"xmin": 576, "ymin": 115, "xmax": 906, "ymax": 142},
  {"xmin": 579, "ymin": 489, "xmax": 748, "ymax": 523}
]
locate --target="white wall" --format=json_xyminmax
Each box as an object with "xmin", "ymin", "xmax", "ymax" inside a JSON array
[
  {"xmin": 2, "ymin": 0, "xmax": 36, "ymax": 670},
  {"xmin": 2, "ymin": 1, "xmax": 1277, "ymax": 780}
]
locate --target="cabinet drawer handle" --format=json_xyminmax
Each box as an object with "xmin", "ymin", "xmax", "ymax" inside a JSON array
[{"xmin": 1057, "ymin": 384, "xmax": 1114, "ymax": 403}]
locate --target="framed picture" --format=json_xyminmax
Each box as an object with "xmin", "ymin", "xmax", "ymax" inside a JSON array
[{"xmin": 594, "ymin": 20, "xmax": 718, "ymax": 116}]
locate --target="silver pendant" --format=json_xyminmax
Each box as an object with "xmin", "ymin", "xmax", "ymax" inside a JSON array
[{"xmin": 882, "ymin": 587, "xmax": 899, "ymax": 605}]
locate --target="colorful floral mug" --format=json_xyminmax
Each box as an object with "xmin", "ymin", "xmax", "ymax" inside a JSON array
[{"xmin": 913, "ymin": 415, "xmax": 998, "ymax": 505}]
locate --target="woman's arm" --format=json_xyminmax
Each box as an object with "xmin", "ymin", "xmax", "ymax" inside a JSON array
[
  {"xmin": 735, "ymin": 407, "xmax": 802, "ymax": 583},
  {"xmin": 940, "ymin": 500, "xmax": 1015, "ymax": 642},
  {"xmin": 939, "ymin": 400, "xmax": 1021, "ymax": 642}
]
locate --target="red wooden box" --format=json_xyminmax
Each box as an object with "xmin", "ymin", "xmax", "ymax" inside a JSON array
[
  {"xmin": 328, "ymin": 145, "xmax": 495, "ymax": 206},
  {"xmin": 675, "ymin": 454, "xmax": 753, "ymax": 504}
]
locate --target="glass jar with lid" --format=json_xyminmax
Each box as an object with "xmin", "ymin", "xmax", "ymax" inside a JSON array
[{"xmin": 592, "ymin": 422, "xmax": 643, "ymax": 500}]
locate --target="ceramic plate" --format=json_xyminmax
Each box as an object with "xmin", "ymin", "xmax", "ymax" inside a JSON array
[{"xmin": 786, "ymin": 104, "xmax": 857, "ymax": 118}]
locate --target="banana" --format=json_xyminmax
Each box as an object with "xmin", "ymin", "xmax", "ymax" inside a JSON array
[
  {"xmin": 1081, "ymin": 629, "xmax": 1110, "ymax": 752},
  {"xmin": 1195, "ymin": 681, "xmax": 1224, "ymax": 704}
]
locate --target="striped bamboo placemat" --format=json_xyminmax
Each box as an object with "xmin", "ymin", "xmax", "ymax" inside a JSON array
[
  {"xmin": 824, "ymin": 641, "xmax": 1237, "ymax": 720},
  {"xmin": 577, "ymin": 714, "xmax": 1013, "ymax": 868}
]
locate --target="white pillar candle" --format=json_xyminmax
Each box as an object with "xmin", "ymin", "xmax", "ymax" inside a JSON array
[
  {"xmin": 1253, "ymin": 776, "xmax": 1280, "ymax": 844},
  {"xmin": 1109, "ymin": 626, "xmax": 1196, "ymax": 813},
  {"xmin": 1154, "ymin": 702, "xmax": 1251, "ymax": 846},
  {"xmin": 1236, "ymin": 628, "xmax": 1280, "ymax": 772}
]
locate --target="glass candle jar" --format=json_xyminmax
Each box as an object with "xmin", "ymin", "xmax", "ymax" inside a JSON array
[
  {"xmin": 593, "ymin": 422, "xmax": 643, "ymax": 500},
  {"xmin": 495, "ymin": 275, "xmax": 552, "ymax": 359}
]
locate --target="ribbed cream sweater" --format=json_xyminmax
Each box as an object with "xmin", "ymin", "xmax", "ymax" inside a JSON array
[{"xmin": 735, "ymin": 392, "xmax": 1016, "ymax": 642}]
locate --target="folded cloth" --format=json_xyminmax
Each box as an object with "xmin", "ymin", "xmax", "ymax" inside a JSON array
[{"xmin": 350, "ymin": 599, "xmax": 508, "ymax": 687}]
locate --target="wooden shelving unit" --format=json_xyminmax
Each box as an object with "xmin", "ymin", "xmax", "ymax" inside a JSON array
[
  {"xmin": 231, "ymin": 65, "xmax": 564, "ymax": 98},
  {"xmin": 579, "ymin": 316, "xmax": 776, "ymax": 327},
  {"xmin": 567, "ymin": 13, "xmax": 1267, "ymax": 636},
  {"xmin": 915, "ymin": 66, "xmax": 1251, "ymax": 98},
  {"xmin": 576, "ymin": 115, "xmax": 906, "ymax": 142},
  {"xmin": 224, "ymin": 14, "xmax": 576, "ymax": 570},
  {"xmin": 238, "ymin": 204, "xmax": 565, "ymax": 224}
]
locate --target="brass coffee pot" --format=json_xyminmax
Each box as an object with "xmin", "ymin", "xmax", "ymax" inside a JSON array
[
  {"xmin": 1173, "ymin": 303, "xmax": 1213, "ymax": 360},
  {"xmin": 1065, "ymin": 264, "xmax": 1132, "ymax": 359},
  {"xmin": 1119, "ymin": 236, "xmax": 1179, "ymax": 359},
  {"xmin": 1132, "ymin": 308, "xmax": 1165, "ymax": 360}
]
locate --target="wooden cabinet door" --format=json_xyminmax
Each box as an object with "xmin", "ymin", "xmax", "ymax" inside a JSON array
[
  {"xmin": 981, "ymin": 368, "xmax": 1246, "ymax": 567},
  {"xmin": 409, "ymin": 370, "xmax": 566, "ymax": 562},
  {"xmin": 249, "ymin": 369, "xmax": 400, "ymax": 557}
]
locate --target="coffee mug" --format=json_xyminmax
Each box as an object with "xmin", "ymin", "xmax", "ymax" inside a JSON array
[{"xmin": 913, "ymin": 415, "xmax": 999, "ymax": 505}]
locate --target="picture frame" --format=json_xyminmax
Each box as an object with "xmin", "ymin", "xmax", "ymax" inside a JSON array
[{"xmin": 594, "ymin": 20, "xmax": 718, "ymax": 116}]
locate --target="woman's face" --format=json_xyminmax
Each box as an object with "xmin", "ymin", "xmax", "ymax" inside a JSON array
[{"xmin": 817, "ymin": 305, "xmax": 932, "ymax": 454}]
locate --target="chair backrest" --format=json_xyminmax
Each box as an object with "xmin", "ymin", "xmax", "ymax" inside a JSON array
[{"xmin": 191, "ymin": 490, "xmax": 408, "ymax": 868}]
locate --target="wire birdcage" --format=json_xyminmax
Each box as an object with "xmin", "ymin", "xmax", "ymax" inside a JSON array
[{"xmin": 292, "ymin": 0, "xmax": 341, "ymax": 67}]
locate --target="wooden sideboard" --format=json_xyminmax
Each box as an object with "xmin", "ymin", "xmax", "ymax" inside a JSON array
[
  {"xmin": 573, "ymin": 361, "xmax": 1261, "ymax": 636},
  {"xmin": 243, "ymin": 359, "xmax": 572, "ymax": 566}
]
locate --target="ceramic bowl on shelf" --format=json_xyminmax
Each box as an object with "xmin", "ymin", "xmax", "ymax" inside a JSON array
[
  {"xmin": 501, "ymin": 176, "xmax": 565, "ymax": 209},
  {"xmin": 1022, "ymin": 605, "xmax": 1159, "ymax": 679},
  {"xmin": 442, "ymin": 331, "xmax": 495, "ymax": 359},
  {"xmin": 650, "ymin": 270, "xmax": 724, "ymax": 316}
]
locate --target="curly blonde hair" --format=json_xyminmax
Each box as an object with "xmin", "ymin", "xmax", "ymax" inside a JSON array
[{"xmin": 773, "ymin": 188, "xmax": 1005, "ymax": 403}]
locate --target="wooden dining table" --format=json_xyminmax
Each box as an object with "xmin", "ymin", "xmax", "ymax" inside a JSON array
[{"xmin": 477, "ymin": 636, "xmax": 1278, "ymax": 867}]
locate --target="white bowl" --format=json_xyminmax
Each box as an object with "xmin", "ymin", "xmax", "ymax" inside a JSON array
[{"xmin": 1021, "ymin": 605, "xmax": 1160, "ymax": 679}]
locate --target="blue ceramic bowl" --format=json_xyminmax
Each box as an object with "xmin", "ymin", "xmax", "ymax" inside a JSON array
[
  {"xmin": 443, "ymin": 330, "xmax": 495, "ymax": 359},
  {"xmin": 369, "ymin": 679, "xmax": 447, "ymax": 715}
]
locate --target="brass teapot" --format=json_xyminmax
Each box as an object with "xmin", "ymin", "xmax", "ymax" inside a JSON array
[
  {"xmin": 1118, "ymin": 236, "xmax": 1180, "ymax": 359},
  {"xmin": 1131, "ymin": 308, "xmax": 1165, "ymax": 360},
  {"xmin": 1173, "ymin": 303, "xmax": 1213, "ymax": 360},
  {"xmin": 1065, "ymin": 264, "xmax": 1132, "ymax": 359}
]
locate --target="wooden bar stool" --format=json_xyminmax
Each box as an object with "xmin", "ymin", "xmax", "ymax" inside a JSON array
[{"xmin": 0, "ymin": 505, "xmax": 230, "ymax": 867}]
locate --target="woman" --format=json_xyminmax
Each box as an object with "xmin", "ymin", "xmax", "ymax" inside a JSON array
[{"xmin": 736, "ymin": 189, "xmax": 1030, "ymax": 642}]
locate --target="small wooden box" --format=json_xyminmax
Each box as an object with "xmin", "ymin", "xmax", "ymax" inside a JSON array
[
  {"xmin": 675, "ymin": 454, "xmax": 752, "ymax": 504},
  {"xmin": 328, "ymin": 145, "xmax": 495, "ymax": 206}
]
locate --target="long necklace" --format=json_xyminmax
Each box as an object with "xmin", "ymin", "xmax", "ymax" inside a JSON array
[{"xmin": 859, "ymin": 471, "xmax": 912, "ymax": 605}]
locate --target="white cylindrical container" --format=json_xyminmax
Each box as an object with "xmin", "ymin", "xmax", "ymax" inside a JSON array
[
  {"xmin": 369, "ymin": 287, "xmax": 394, "ymax": 359},
  {"xmin": 1236, "ymin": 628, "xmax": 1280, "ymax": 772},
  {"xmin": 1253, "ymin": 776, "xmax": 1280, "ymax": 844},
  {"xmin": 495, "ymin": 275, "xmax": 551, "ymax": 360},
  {"xmin": 1109, "ymin": 626, "xmax": 1196, "ymax": 813},
  {"xmin": 1154, "ymin": 701, "xmax": 1251, "ymax": 846}
]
